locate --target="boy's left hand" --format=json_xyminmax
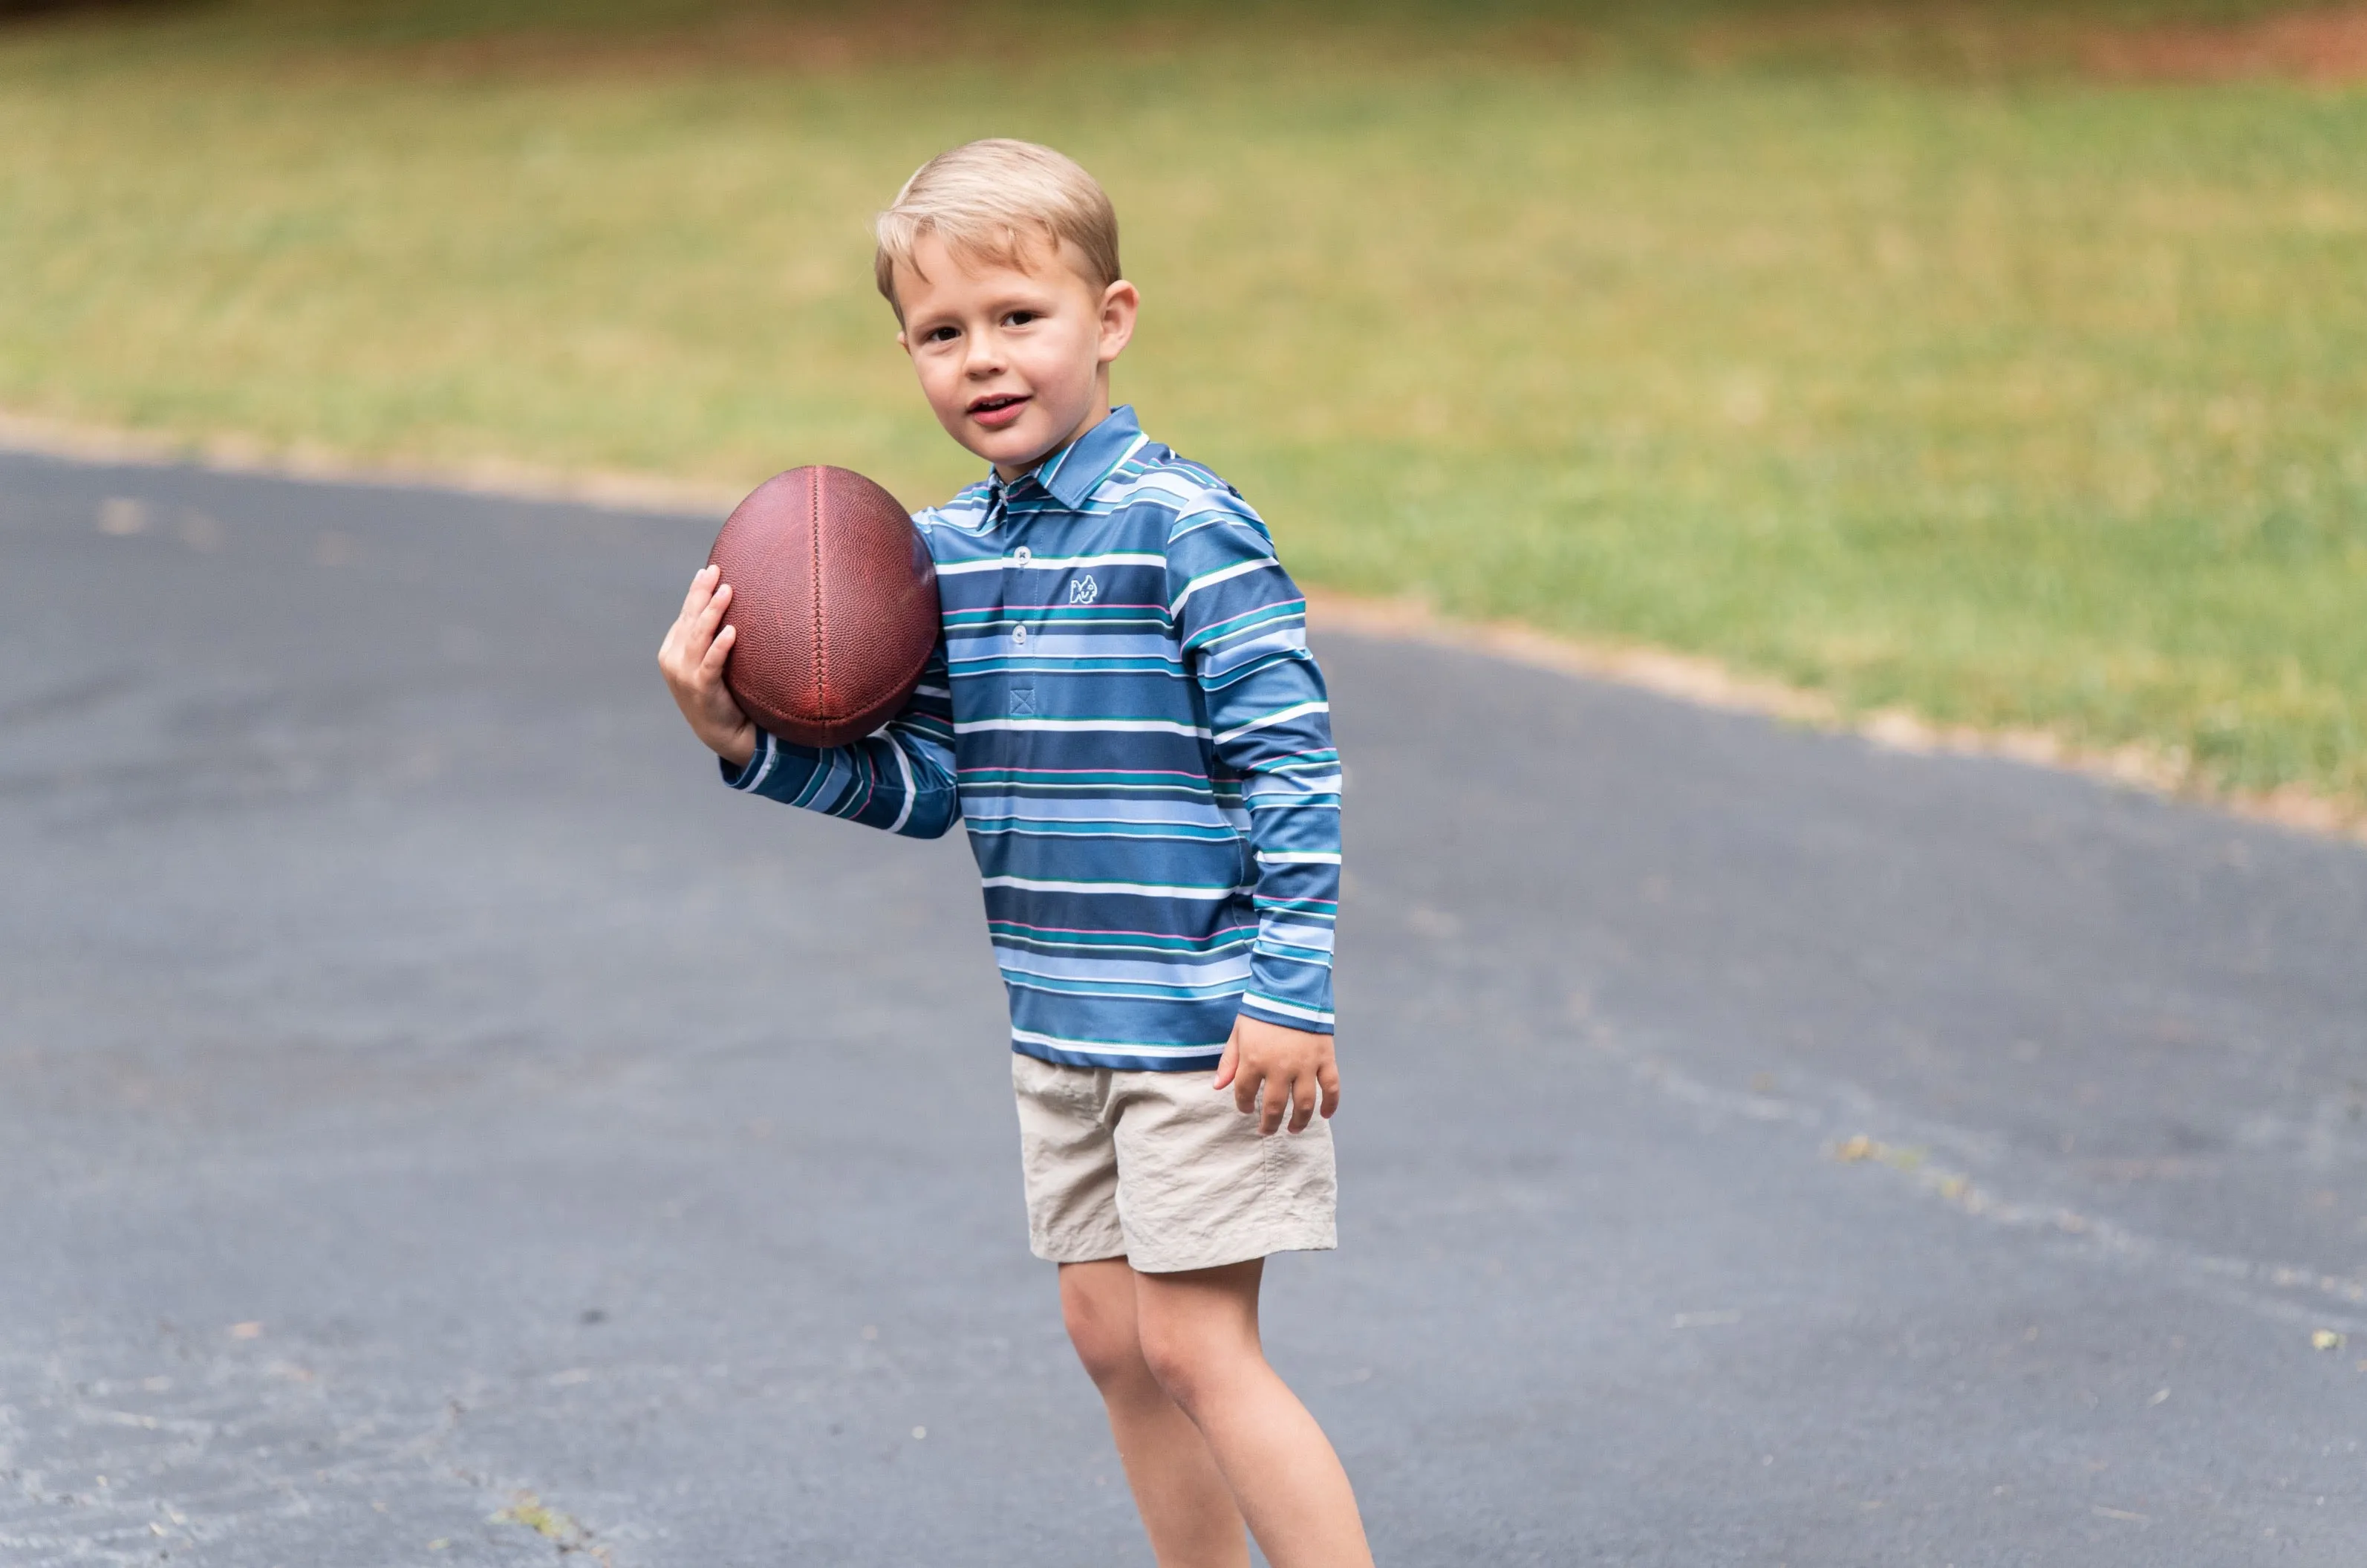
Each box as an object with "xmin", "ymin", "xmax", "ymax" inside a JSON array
[{"xmin": 1214, "ymin": 1016, "xmax": 1341, "ymax": 1136}]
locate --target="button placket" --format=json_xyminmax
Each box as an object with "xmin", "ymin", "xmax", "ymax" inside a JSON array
[{"xmin": 1008, "ymin": 542, "xmax": 1033, "ymax": 649}]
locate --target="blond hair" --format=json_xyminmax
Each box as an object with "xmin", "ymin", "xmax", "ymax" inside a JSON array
[{"xmin": 873, "ymin": 139, "xmax": 1121, "ymax": 321}]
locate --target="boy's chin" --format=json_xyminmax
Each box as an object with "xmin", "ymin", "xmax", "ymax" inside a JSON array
[{"xmin": 956, "ymin": 419, "xmax": 1064, "ymax": 473}]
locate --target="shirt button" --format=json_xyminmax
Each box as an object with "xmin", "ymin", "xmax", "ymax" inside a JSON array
[
  {"xmin": 1012, "ymin": 624, "xmax": 1029, "ymax": 645},
  {"xmin": 1013, "ymin": 546, "xmax": 1032, "ymax": 565}
]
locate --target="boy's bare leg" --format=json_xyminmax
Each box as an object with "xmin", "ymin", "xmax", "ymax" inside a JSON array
[
  {"xmin": 1134, "ymin": 1258, "xmax": 1375, "ymax": 1568},
  {"xmin": 1060, "ymin": 1259, "xmax": 1251, "ymax": 1568}
]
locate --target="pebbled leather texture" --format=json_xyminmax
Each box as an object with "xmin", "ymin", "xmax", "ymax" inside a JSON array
[{"xmin": 706, "ymin": 465, "xmax": 939, "ymax": 749}]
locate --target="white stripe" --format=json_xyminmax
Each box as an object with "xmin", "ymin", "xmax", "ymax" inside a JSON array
[
  {"xmin": 1243, "ymin": 994, "xmax": 1335, "ymax": 1025},
  {"xmin": 936, "ymin": 550, "xmax": 1167, "ymax": 576},
  {"xmin": 885, "ymin": 735, "xmax": 916, "ymax": 834},
  {"xmin": 1033, "ymin": 438, "xmax": 1077, "ymax": 490},
  {"xmin": 1168, "ymin": 556, "xmax": 1275, "ymax": 617},
  {"xmin": 954, "ymin": 718, "xmax": 1210, "ymax": 737},
  {"xmin": 1012, "ymin": 1028, "xmax": 1222, "ymax": 1059},
  {"xmin": 1212, "ymin": 700, "xmax": 1329, "ymax": 746},
  {"xmin": 913, "ymin": 684, "xmax": 951, "ymax": 697},
  {"xmin": 962, "ymin": 793, "xmax": 1240, "ymax": 827},
  {"xmin": 740, "ymin": 731, "xmax": 778, "ymax": 793},
  {"xmin": 1254, "ymin": 850, "xmax": 1341, "ymax": 865},
  {"xmin": 1260, "ymin": 919, "xmax": 1336, "ymax": 951},
  {"xmin": 1026, "ymin": 550, "xmax": 1165, "ymax": 570},
  {"xmin": 995, "ymin": 952, "xmax": 1254, "ymax": 986},
  {"xmin": 980, "ymin": 875, "xmax": 1242, "ymax": 900}
]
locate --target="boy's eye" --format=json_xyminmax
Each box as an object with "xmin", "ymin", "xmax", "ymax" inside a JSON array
[
  {"xmin": 1004, "ymin": 310, "xmax": 1037, "ymax": 327},
  {"xmin": 924, "ymin": 325, "xmax": 959, "ymax": 343}
]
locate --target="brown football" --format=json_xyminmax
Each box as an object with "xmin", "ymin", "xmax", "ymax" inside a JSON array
[{"xmin": 707, "ymin": 466, "xmax": 939, "ymax": 749}]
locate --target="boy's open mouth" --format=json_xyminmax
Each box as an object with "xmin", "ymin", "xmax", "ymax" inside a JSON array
[{"xmin": 968, "ymin": 392, "xmax": 1029, "ymax": 429}]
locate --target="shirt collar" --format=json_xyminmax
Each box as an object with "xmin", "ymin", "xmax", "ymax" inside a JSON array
[{"xmin": 1002, "ymin": 405, "xmax": 1145, "ymax": 511}]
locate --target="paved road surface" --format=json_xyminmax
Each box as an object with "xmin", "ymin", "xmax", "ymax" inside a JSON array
[{"xmin": 2, "ymin": 451, "xmax": 2363, "ymax": 1566}]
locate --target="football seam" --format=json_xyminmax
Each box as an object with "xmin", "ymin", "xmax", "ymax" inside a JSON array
[
  {"xmin": 818, "ymin": 630, "xmax": 934, "ymax": 744},
  {"xmin": 807, "ymin": 465, "xmax": 828, "ymax": 722}
]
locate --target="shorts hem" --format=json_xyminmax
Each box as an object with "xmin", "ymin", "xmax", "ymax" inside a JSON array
[
  {"xmin": 1031, "ymin": 1226, "xmax": 1128, "ymax": 1266},
  {"xmin": 1030, "ymin": 1224, "xmax": 1338, "ymax": 1273},
  {"xmin": 1124, "ymin": 1222, "xmax": 1340, "ymax": 1275}
]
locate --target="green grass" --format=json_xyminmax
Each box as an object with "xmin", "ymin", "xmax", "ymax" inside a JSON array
[{"xmin": 4, "ymin": 1, "xmax": 2366, "ymax": 804}]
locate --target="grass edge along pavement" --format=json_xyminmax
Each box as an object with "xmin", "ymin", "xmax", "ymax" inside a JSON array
[{"xmin": 12, "ymin": 405, "xmax": 2360, "ymax": 850}]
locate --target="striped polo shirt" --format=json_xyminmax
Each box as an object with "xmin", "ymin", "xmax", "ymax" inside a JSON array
[{"xmin": 721, "ymin": 406, "xmax": 1340, "ymax": 1072}]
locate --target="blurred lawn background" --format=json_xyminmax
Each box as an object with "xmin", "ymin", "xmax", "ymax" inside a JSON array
[{"xmin": 4, "ymin": 0, "xmax": 2364, "ymax": 805}]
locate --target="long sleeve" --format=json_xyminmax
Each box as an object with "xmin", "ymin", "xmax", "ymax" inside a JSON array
[
  {"xmin": 717, "ymin": 641, "xmax": 960, "ymax": 839},
  {"xmin": 1167, "ymin": 498, "xmax": 1341, "ymax": 1034}
]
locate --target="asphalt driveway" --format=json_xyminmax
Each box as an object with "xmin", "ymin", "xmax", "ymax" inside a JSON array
[{"xmin": 2, "ymin": 450, "xmax": 2362, "ymax": 1565}]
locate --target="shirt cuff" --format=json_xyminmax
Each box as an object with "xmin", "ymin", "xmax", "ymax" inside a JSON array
[
  {"xmin": 719, "ymin": 731, "xmax": 778, "ymax": 792},
  {"xmin": 1237, "ymin": 990, "xmax": 1335, "ymax": 1035}
]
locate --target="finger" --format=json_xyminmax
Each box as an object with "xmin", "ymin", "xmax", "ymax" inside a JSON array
[
  {"xmin": 1211, "ymin": 1032, "xmax": 1249, "ymax": 1094},
  {"xmin": 678, "ymin": 563, "xmax": 720, "ymax": 619},
  {"xmin": 677, "ymin": 586, "xmax": 734, "ymax": 667},
  {"xmin": 1259, "ymin": 1070, "xmax": 1287, "ymax": 1136},
  {"xmin": 1285, "ymin": 1069, "xmax": 1314, "ymax": 1133},
  {"xmin": 1318, "ymin": 1060, "xmax": 1341, "ymax": 1119},
  {"xmin": 695, "ymin": 579, "xmax": 733, "ymax": 636},
  {"xmin": 700, "ymin": 622, "xmax": 737, "ymax": 677},
  {"xmin": 1234, "ymin": 1061, "xmax": 1264, "ymax": 1118},
  {"xmin": 662, "ymin": 574, "xmax": 718, "ymax": 665},
  {"xmin": 1287, "ymin": 1069, "xmax": 1317, "ymax": 1133},
  {"xmin": 662, "ymin": 620, "xmax": 704, "ymax": 676}
]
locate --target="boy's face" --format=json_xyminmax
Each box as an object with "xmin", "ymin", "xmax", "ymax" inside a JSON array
[{"xmin": 894, "ymin": 232, "xmax": 1137, "ymax": 479}]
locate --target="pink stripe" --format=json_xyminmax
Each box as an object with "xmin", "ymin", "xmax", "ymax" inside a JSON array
[
  {"xmin": 957, "ymin": 767, "xmax": 1211, "ymax": 779},
  {"xmin": 992, "ymin": 923, "xmax": 1260, "ymax": 940}
]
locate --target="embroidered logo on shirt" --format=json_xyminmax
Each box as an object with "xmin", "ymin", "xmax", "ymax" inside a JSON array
[
  {"xmin": 1069, "ymin": 575, "xmax": 1099, "ymax": 605},
  {"xmin": 1009, "ymin": 686, "xmax": 1036, "ymax": 717}
]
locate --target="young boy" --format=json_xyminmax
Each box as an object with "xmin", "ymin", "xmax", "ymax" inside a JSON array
[{"xmin": 657, "ymin": 139, "xmax": 1370, "ymax": 1568}]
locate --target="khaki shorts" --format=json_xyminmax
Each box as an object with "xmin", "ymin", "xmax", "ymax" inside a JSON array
[{"xmin": 1012, "ymin": 1053, "xmax": 1338, "ymax": 1275}]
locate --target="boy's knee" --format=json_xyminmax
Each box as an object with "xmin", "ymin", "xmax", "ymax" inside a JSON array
[
  {"xmin": 1067, "ymin": 1310, "xmax": 1145, "ymax": 1391},
  {"xmin": 1060, "ymin": 1269, "xmax": 1147, "ymax": 1391},
  {"xmin": 1135, "ymin": 1312, "xmax": 1237, "ymax": 1414},
  {"xmin": 1133, "ymin": 1263, "xmax": 1266, "ymax": 1414}
]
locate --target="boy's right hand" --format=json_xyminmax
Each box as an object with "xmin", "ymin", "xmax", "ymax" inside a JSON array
[{"xmin": 658, "ymin": 565, "xmax": 759, "ymax": 768}]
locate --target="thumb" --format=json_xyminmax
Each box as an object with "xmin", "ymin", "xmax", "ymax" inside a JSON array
[{"xmin": 1211, "ymin": 1027, "xmax": 1240, "ymax": 1090}]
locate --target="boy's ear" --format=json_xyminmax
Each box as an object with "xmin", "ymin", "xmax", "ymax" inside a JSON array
[
  {"xmin": 1097, "ymin": 279, "xmax": 1140, "ymax": 366},
  {"xmin": 895, "ymin": 328, "xmax": 911, "ymax": 357}
]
